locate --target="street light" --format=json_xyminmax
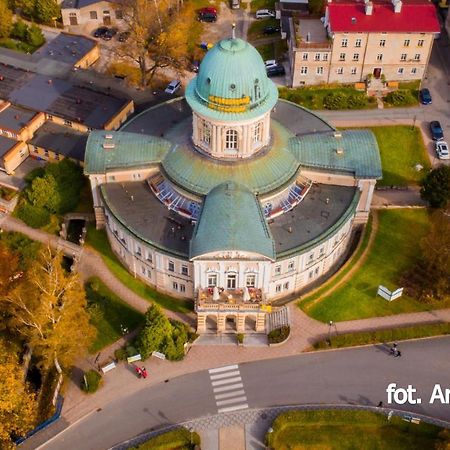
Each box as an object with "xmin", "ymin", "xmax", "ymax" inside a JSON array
[
  {"xmin": 188, "ymin": 426, "xmax": 194, "ymax": 447},
  {"xmin": 266, "ymin": 427, "xmax": 274, "ymax": 450}
]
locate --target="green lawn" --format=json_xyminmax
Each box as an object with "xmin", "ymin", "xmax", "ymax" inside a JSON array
[
  {"xmin": 256, "ymin": 40, "xmax": 288, "ymax": 61},
  {"xmin": 369, "ymin": 126, "xmax": 430, "ymax": 186},
  {"xmin": 248, "ymin": 18, "xmax": 278, "ymax": 40},
  {"xmin": 85, "ymin": 225, "xmax": 193, "ymax": 313},
  {"xmin": 299, "ymin": 209, "xmax": 450, "ymax": 322},
  {"xmin": 250, "ymin": 0, "xmax": 276, "ymax": 13},
  {"xmin": 85, "ymin": 277, "xmax": 145, "ymax": 353},
  {"xmin": 135, "ymin": 428, "xmax": 200, "ymax": 449},
  {"xmin": 0, "ymin": 37, "xmax": 42, "ymax": 53},
  {"xmin": 267, "ymin": 410, "xmax": 446, "ymax": 449}
]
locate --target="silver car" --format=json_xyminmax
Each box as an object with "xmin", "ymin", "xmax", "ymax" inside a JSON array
[{"xmin": 436, "ymin": 141, "xmax": 449, "ymax": 160}]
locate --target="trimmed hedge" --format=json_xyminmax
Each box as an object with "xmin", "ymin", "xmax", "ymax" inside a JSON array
[
  {"xmin": 313, "ymin": 322, "xmax": 450, "ymax": 349},
  {"xmin": 135, "ymin": 428, "xmax": 200, "ymax": 449},
  {"xmin": 383, "ymin": 89, "xmax": 418, "ymax": 107},
  {"xmin": 81, "ymin": 370, "xmax": 102, "ymax": 393},
  {"xmin": 268, "ymin": 326, "xmax": 290, "ymax": 344}
]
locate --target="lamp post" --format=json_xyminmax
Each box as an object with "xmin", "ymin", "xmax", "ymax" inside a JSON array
[
  {"xmin": 188, "ymin": 426, "xmax": 194, "ymax": 447},
  {"xmin": 266, "ymin": 427, "xmax": 274, "ymax": 449}
]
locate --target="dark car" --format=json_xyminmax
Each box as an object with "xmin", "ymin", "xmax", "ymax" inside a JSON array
[
  {"xmin": 102, "ymin": 28, "xmax": 117, "ymax": 41},
  {"xmin": 430, "ymin": 120, "xmax": 444, "ymax": 141},
  {"xmin": 419, "ymin": 88, "xmax": 432, "ymax": 105},
  {"xmin": 267, "ymin": 64, "xmax": 285, "ymax": 77},
  {"xmin": 198, "ymin": 12, "xmax": 217, "ymax": 22},
  {"xmin": 93, "ymin": 27, "xmax": 109, "ymax": 38},
  {"xmin": 117, "ymin": 31, "xmax": 130, "ymax": 42},
  {"xmin": 191, "ymin": 60, "xmax": 201, "ymax": 72},
  {"xmin": 263, "ymin": 26, "xmax": 281, "ymax": 35}
]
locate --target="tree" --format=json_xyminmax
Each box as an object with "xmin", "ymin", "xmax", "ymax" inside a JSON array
[
  {"xmin": 11, "ymin": 0, "xmax": 35, "ymax": 18},
  {"xmin": 11, "ymin": 19, "xmax": 28, "ymax": 41},
  {"xmin": 26, "ymin": 174, "xmax": 59, "ymax": 213},
  {"xmin": 0, "ymin": 0, "xmax": 13, "ymax": 39},
  {"xmin": 34, "ymin": 0, "xmax": 60, "ymax": 23},
  {"xmin": 402, "ymin": 210, "xmax": 450, "ymax": 302},
  {"xmin": 0, "ymin": 243, "xmax": 20, "ymax": 296},
  {"xmin": 115, "ymin": 0, "xmax": 191, "ymax": 86},
  {"xmin": 136, "ymin": 304, "xmax": 172, "ymax": 359},
  {"xmin": 420, "ymin": 165, "xmax": 450, "ymax": 209},
  {"xmin": 0, "ymin": 340, "xmax": 37, "ymax": 449},
  {"xmin": 1, "ymin": 249, "xmax": 96, "ymax": 371},
  {"xmin": 26, "ymin": 23, "xmax": 45, "ymax": 47}
]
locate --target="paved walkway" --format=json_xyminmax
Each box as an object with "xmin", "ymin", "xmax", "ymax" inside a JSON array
[{"xmin": 3, "ymin": 215, "xmax": 450, "ymax": 449}]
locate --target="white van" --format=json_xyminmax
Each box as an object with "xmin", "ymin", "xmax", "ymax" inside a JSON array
[
  {"xmin": 256, "ymin": 9, "xmax": 275, "ymax": 19},
  {"xmin": 231, "ymin": 0, "xmax": 240, "ymax": 9}
]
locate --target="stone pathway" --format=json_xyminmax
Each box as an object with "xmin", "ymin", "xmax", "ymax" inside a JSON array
[{"xmin": 3, "ymin": 214, "xmax": 450, "ymax": 450}]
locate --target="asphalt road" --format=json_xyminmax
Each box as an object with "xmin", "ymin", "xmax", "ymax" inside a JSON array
[{"xmin": 42, "ymin": 337, "xmax": 450, "ymax": 450}]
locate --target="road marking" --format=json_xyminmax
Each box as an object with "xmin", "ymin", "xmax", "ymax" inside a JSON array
[
  {"xmin": 214, "ymin": 389, "xmax": 245, "ymax": 399},
  {"xmin": 209, "ymin": 364, "xmax": 238, "ymax": 374},
  {"xmin": 208, "ymin": 364, "xmax": 249, "ymax": 414},
  {"xmin": 218, "ymin": 403, "xmax": 249, "ymax": 413},
  {"xmin": 213, "ymin": 383, "xmax": 244, "ymax": 393},
  {"xmin": 210, "ymin": 370, "xmax": 240, "ymax": 380},
  {"xmin": 211, "ymin": 376, "xmax": 242, "ymax": 386},
  {"xmin": 216, "ymin": 396, "xmax": 247, "ymax": 406}
]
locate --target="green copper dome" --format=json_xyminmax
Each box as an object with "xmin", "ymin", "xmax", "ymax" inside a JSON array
[{"xmin": 186, "ymin": 38, "xmax": 278, "ymax": 122}]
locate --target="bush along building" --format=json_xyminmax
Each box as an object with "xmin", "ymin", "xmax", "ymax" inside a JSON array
[
  {"xmin": 84, "ymin": 37, "xmax": 382, "ymax": 335},
  {"xmin": 288, "ymin": 0, "xmax": 440, "ymax": 86}
]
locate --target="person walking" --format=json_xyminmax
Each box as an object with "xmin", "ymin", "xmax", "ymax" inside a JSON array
[{"xmin": 395, "ymin": 350, "xmax": 402, "ymax": 358}]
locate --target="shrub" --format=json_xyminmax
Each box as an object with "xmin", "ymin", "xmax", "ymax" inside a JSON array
[
  {"xmin": 383, "ymin": 90, "xmax": 416, "ymax": 107},
  {"xmin": 81, "ymin": 369, "xmax": 102, "ymax": 393},
  {"xmin": 26, "ymin": 23, "xmax": 45, "ymax": 47},
  {"xmin": 420, "ymin": 165, "xmax": 450, "ymax": 209},
  {"xmin": 11, "ymin": 19, "xmax": 28, "ymax": 41},
  {"xmin": 268, "ymin": 326, "xmax": 290, "ymax": 344},
  {"xmin": 16, "ymin": 202, "xmax": 50, "ymax": 228},
  {"xmin": 323, "ymin": 92, "xmax": 347, "ymax": 110},
  {"xmin": 114, "ymin": 347, "xmax": 128, "ymax": 361},
  {"xmin": 347, "ymin": 93, "xmax": 367, "ymax": 109}
]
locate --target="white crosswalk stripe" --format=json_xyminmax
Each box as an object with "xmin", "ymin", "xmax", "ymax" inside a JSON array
[{"xmin": 208, "ymin": 364, "xmax": 248, "ymax": 414}]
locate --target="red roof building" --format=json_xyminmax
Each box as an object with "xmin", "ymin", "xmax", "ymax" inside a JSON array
[{"xmin": 327, "ymin": 0, "xmax": 440, "ymax": 33}]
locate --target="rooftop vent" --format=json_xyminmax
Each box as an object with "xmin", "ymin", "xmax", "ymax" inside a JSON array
[
  {"xmin": 351, "ymin": 17, "xmax": 357, "ymax": 24},
  {"xmin": 102, "ymin": 142, "xmax": 115, "ymax": 150},
  {"xmin": 334, "ymin": 131, "xmax": 342, "ymax": 139},
  {"xmin": 364, "ymin": 1, "xmax": 373, "ymax": 15},
  {"xmin": 392, "ymin": 0, "xmax": 402, "ymax": 13},
  {"xmin": 104, "ymin": 134, "xmax": 114, "ymax": 139},
  {"xmin": 336, "ymin": 147, "xmax": 344, "ymax": 155},
  {"xmin": 14, "ymin": 114, "xmax": 20, "ymax": 120}
]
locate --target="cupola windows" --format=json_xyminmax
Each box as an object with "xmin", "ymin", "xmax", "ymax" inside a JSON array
[{"xmin": 225, "ymin": 129, "xmax": 239, "ymax": 151}]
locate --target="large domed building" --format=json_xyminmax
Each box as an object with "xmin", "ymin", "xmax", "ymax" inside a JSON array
[{"xmin": 84, "ymin": 37, "xmax": 381, "ymax": 334}]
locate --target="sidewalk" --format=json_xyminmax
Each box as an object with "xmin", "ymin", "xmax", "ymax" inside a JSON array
[{"xmin": 3, "ymin": 215, "xmax": 450, "ymax": 449}]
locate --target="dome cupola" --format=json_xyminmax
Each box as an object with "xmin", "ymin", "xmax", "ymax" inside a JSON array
[{"xmin": 186, "ymin": 36, "xmax": 279, "ymax": 160}]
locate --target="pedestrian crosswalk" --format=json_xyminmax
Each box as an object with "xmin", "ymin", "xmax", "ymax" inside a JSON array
[{"xmin": 209, "ymin": 364, "xmax": 248, "ymax": 413}]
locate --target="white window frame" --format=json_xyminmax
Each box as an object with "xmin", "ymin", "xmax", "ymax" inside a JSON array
[
  {"xmin": 300, "ymin": 66, "xmax": 308, "ymax": 75},
  {"xmin": 352, "ymin": 53, "xmax": 359, "ymax": 61},
  {"xmin": 246, "ymin": 274, "xmax": 256, "ymax": 287},
  {"xmin": 341, "ymin": 38, "xmax": 348, "ymax": 47},
  {"xmin": 379, "ymin": 39, "xmax": 386, "ymax": 47},
  {"xmin": 337, "ymin": 67, "xmax": 343, "ymax": 74},
  {"xmin": 207, "ymin": 274, "xmax": 218, "ymax": 287},
  {"xmin": 339, "ymin": 52, "xmax": 346, "ymax": 61},
  {"xmin": 404, "ymin": 39, "xmax": 410, "ymax": 47},
  {"xmin": 314, "ymin": 53, "xmax": 320, "ymax": 61},
  {"xmin": 316, "ymin": 66, "xmax": 324, "ymax": 75},
  {"xmin": 400, "ymin": 53, "xmax": 407, "ymax": 61},
  {"xmin": 355, "ymin": 38, "xmax": 362, "ymax": 48},
  {"xmin": 351, "ymin": 67, "xmax": 357, "ymax": 75},
  {"xmin": 302, "ymin": 52, "xmax": 308, "ymax": 61},
  {"xmin": 397, "ymin": 67, "xmax": 404, "ymax": 75},
  {"xmin": 225, "ymin": 129, "xmax": 238, "ymax": 150},
  {"xmin": 376, "ymin": 54, "xmax": 383, "ymax": 62}
]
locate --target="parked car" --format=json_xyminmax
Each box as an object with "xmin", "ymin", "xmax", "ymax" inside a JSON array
[
  {"xmin": 117, "ymin": 31, "xmax": 130, "ymax": 42},
  {"xmin": 256, "ymin": 9, "xmax": 275, "ymax": 19},
  {"xmin": 231, "ymin": 0, "xmax": 240, "ymax": 9},
  {"xmin": 198, "ymin": 11, "xmax": 217, "ymax": 22},
  {"xmin": 93, "ymin": 27, "xmax": 109, "ymax": 38},
  {"xmin": 435, "ymin": 141, "xmax": 449, "ymax": 160},
  {"xmin": 267, "ymin": 64, "xmax": 285, "ymax": 77},
  {"xmin": 198, "ymin": 6, "xmax": 217, "ymax": 14},
  {"xmin": 265, "ymin": 59, "xmax": 278, "ymax": 70},
  {"xmin": 430, "ymin": 121, "xmax": 444, "ymax": 141},
  {"xmin": 165, "ymin": 80, "xmax": 181, "ymax": 94},
  {"xmin": 419, "ymin": 88, "xmax": 432, "ymax": 105},
  {"xmin": 263, "ymin": 26, "xmax": 281, "ymax": 35},
  {"xmin": 102, "ymin": 28, "xmax": 117, "ymax": 41}
]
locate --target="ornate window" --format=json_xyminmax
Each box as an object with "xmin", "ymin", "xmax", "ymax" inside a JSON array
[
  {"xmin": 253, "ymin": 122, "xmax": 262, "ymax": 144},
  {"xmin": 207, "ymin": 274, "xmax": 217, "ymax": 287},
  {"xmin": 227, "ymin": 273, "xmax": 237, "ymax": 289},
  {"xmin": 225, "ymin": 129, "xmax": 238, "ymax": 151},
  {"xmin": 246, "ymin": 274, "xmax": 256, "ymax": 287},
  {"xmin": 200, "ymin": 120, "xmax": 211, "ymax": 146}
]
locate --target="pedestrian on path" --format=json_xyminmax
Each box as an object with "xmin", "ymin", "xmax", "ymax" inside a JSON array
[{"xmin": 395, "ymin": 350, "xmax": 402, "ymax": 358}]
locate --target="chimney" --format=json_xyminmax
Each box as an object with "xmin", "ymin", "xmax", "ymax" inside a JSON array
[
  {"xmin": 365, "ymin": 0, "xmax": 373, "ymax": 15},
  {"xmin": 392, "ymin": 0, "xmax": 402, "ymax": 13}
]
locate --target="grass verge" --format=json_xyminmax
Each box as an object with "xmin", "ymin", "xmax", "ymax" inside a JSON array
[
  {"xmin": 301, "ymin": 209, "xmax": 450, "ymax": 322},
  {"xmin": 250, "ymin": 0, "xmax": 276, "ymax": 13},
  {"xmin": 366, "ymin": 126, "xmax": 429, "ymax": 186},
  {"xmin": 85, "ymin": 226, "xmax": 193, "ymax": 313},
  {"xmin": 135, "ymin": 428, "xmax": 201, "ymax": 449},
  {"xmin": 85, "ymin": 277, "xmax": 145, "ymax": 352},
  {"xmin": 313, "ymin": 323, "xmax": 450, "ymax": 349},
  {"xmin": 248, "ymin": 18, "xmax": 278, "ymax": 40},
  {"xmin": 266, "ymin": 410, "xmax": 446, "ymax": 449}
]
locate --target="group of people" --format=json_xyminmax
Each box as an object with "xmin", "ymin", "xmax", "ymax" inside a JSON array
[
  {"xmin": 390, "ymin": 343, "xmax": 402, "ymax": 358},
  {"xmin": 135, "ymin": 366, "xmax": 148, "ymax": 378}
]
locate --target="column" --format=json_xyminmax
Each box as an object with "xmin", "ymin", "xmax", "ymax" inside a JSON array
[{"xmin": 217, "ymin": 314, "xmax": 226, "ymax": 332}]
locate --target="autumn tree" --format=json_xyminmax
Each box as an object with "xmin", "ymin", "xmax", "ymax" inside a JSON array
[
  {"xmin": 0, "ymin": 340, "xmax": 37, "ymax": 449},
  {"xmin": 402, "ymin": 210, "xmax": 450, "ymax": 302},
  {"xmin": 0, "ymin": 0, "xmax": 13, "ymax": 39},
  {"xmin": 115, "ymin": 0, "xmax": 192, "ymax": 86},
  {"xmin": 0, "ymin": 243, "xmax": 20, "ymax": 296},
  {"xmin": 34, "ymin": 0, "xmax": 60, "ymax": 23},
  {"xmin": 1, "ymin": 248, "xmax": 96, "ymax": 372}
]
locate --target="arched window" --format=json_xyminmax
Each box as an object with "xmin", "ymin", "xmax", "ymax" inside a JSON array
[
  {"xmin": 200, "ymin": 120, "xmax": 211, "ymax": 146},
  {"xmin": 225, "ymin": 129, "xmax": 238, "ymax": 150},
  {"xmin": 254, "ymin": 79, "xmax": 260, "ymax": 100}
]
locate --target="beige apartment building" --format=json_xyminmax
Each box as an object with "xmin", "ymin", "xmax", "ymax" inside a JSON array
[{"xmin": 289, "ymin": 0, "xmax": 440, "ymax": 86}]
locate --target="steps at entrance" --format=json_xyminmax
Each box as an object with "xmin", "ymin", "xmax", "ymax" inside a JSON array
[{"xmin": 267, "ymin": 306, "xmax": 290, "ymax": 333}]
